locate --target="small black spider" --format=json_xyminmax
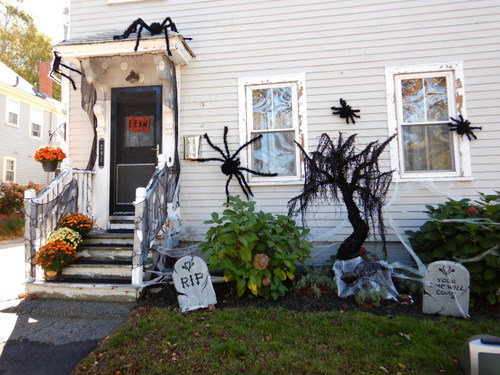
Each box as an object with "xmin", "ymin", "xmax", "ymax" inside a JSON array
[
  {"xmin": 113, "ymin": 17, "xmax": 178, "ymax": 55},
  {"xmin": 49, "ymin": 51, "xmax": 82, "ymax": 91},
  {"xmin": 448, "ymin": 115, "xmax": 482, "ymax": 140},
  {"xmin": 195, "ymin": 126, "xmax": 277, "ymax": 201},
  {"xmin": 331, "ymin": 98, "xmax": 361, "ymax": 124}
]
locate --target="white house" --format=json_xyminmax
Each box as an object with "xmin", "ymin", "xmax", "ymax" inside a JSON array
[{"xmin": 25, "ymin": 0, "xmax": 500, "ymax": 300}]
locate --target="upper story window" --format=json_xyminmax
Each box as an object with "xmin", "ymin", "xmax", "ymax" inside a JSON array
[
  {"xmin": 386, "ymin": 62, "xmax": 471, "ymax": 179},
  {"xmin": 3, "ymin": 157, "xmax": 15, "ymax": 182},
  {"xmin": 239, "ymin": 74, "xmax": 307, "ymax": 182},
  {"xmin": 7, "ymin": 99, "xmax": 19, "ymax": 126},
  {"xmin": 30, "ymin": 108, "xmax": 43, "ymax": 139}
]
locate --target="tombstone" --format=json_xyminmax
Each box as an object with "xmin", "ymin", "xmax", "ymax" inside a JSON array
[
  {"xmin": 172, "ymin": 256, "xmax": 217, "ymax": 313},
  {"xmin": 422, "ymin": 260, "xmax": 470, "ymax": 318}
]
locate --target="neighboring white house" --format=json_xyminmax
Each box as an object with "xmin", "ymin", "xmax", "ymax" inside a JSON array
[
  {"xmin": 0, "ymin": 61, "xmax": 63, "ymax": 186},
  {"xmin": 55, "ymin": 0, "xmax": 500, "ymax": 264}
]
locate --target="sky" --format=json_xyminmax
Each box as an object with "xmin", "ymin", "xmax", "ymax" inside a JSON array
[{"xmin": 6, "ymin": 0, "xmax": 67, "ymax": 42}]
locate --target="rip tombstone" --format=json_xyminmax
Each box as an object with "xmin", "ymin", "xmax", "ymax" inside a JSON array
[
  {"xmin": 172, "ymin": 256, "xmax": 217, "ymax": 313},
  {"xmin": 422, "ymin": 260, "xmax": 470, "ymax": 319}
]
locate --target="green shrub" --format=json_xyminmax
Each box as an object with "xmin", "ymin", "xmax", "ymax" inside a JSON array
[
  {"xmin": 406, "ymin": 192, "xmax": 500, "ymax": 305},
  {"xmin": 293, "ymin": 266, "xmax": 337, "ymax": 297},
  {"xmin": 201, "ymin": 196, "xmax": 312, "ymax": 300},
  {"xmin": 0, "ymin": 181, "xmax": 44, "ymax": 216}
]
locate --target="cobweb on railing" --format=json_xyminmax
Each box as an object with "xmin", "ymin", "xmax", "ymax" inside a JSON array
[
  {"xmin": 26, "ymin": 179, "xmax": 78, "ymax": 270},
  {"xmin": 135, "ymin": 165, "xmax": 180, "ymax": 267}
]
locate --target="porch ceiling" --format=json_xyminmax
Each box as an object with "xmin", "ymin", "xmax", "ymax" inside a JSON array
[{"xmin": 55, "ymin": 31, "xmax": 195, "ymax": 66}]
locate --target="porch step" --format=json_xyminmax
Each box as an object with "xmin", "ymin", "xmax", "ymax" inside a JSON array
[
  {"xmin": 25, "ymin": 281, "xmax": 139, "ymax": 302},
  {"xmin": 26, "ymin": 231, "xmax": 147, "ymax": 302},
  {"xmin": 62, "ymin": 263, "xmax": 132, "ymax": 280}
]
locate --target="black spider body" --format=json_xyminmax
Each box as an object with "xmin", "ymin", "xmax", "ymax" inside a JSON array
[
  {"xmin": 113, "ymin": 17, "xmax": 178, "ymax": 55},
  {"xmin": 49, "ymin": 51, "xmax": 82, "ymax": 91},
  {"xmin": 195, "ymin": 126, "xmax": 278, "ymax": 201},
  {"xmin": 331, "ymin": 98, "xmax": 361, "ymax": 124},
  {"xmin": 448, "ymin": 115, "xmax": 482, "ymax": 140}
]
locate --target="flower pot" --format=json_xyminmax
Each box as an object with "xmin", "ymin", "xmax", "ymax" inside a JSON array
[
  {"xmin": 44, "ymin": 270, "xmax": 62, "ymax": 281},
  {"xmin": 41, "ymin": 161, "xmax": 58, "ymax": 172}
]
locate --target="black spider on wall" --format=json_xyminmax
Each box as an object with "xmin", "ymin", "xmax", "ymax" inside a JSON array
[
  {"xmin": 448, "ymin": 115, "xmax": 482, "ymax": 140},
  {"xmin": 49, "ymin": 51, "xmax": 82, "ymax": 91},
  {"xmin": 331, "ymin": 98, "xmax": 361, "ymax": 124},
  {"xmin": 113, "ymin": 17, "xmax": 178, "ymax": 55},
  {"xmin": 195, "ymin": 126, "xmax": 277, "ymax": 201}
]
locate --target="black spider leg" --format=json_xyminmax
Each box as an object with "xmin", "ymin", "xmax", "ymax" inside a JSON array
[
  {"xmin": 234, "ymin": 172, "xmax": 251, "ymax": 200},
  {"xmin": 225, "ymin": 173, "xmax": 234, "ymax": 200},
  {"xmin": 113, "ymin": 18, "xmax": 150, "ymax": 52},
  {"xmin": 161, "ymin": 17, "xmax": 178, "ymax": 56},
  {"xmin": 50, "ymin": 51, "xmax": 82, "ymax": 90},
  {"xmin": 204, "ymin": 130, "xmax": 229, "ymax": 160}
]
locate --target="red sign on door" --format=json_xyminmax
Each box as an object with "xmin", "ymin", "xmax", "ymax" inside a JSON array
[{"xmin": 127, "ymin": 116, "xmax": 152, "ymax": 133}]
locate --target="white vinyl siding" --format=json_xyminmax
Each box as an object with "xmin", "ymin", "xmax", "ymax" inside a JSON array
[
  {"xmin": 6, "ymin": 99, "xmax": 19, "ymax": 127},
  {"xmin": 3, "ymin": 157, "xmax": 15, "ymax": 182},
  {"xmin": 66, "ymin": 0, "xmax": 500, "ymax": 263},
  {"xmin": 386, "ymin": 62, "xmax": 471, "ymax": 180},
  {"xmin": 30, "ymin": 108, "xmax": 43, "ymax": 139}
]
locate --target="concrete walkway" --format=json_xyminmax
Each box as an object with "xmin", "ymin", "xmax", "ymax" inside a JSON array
[{"xmin": 0, "ymin": 240, "xmax": 135, "ymax": 375}]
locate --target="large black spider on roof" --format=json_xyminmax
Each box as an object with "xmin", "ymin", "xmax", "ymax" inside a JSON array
[
  {"xmin": 49, "ymin": 51, "xmax": 82, "ymax": 91},
  {"xmin": 194, "ymin": 126, "xmax": 278, "ymax": 201},
  {"xmin": 448, "ymin": 115, "xmax": 482, "ymax": 140},
  {"xmin": 113, "ymin": 17, "xmax": 178, "ymax": 55},
  {"xmin": 331, "ymin": 98, "xmax": 361, "ymax": 125}
]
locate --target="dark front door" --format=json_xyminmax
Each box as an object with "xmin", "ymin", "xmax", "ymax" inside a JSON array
[{"xmin": 110, "ymin": 86, "xmax": 162, "ymax": 215}]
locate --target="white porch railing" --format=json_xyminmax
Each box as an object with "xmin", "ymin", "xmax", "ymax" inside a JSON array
[
  {"xmin": 24, "ymin": 159, "xmax": 95, "ymax": 280},
  {"xmin": 132, "ymin": 155, "xmax": 180, "ymax": 284}
]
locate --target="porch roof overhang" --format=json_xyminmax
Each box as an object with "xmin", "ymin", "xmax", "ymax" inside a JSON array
[{"xmin": 55, "ymin": 31, "xmax": 195, "ymax": 66}]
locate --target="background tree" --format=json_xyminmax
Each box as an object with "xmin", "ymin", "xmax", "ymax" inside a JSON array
[
  {"xmin": 0, "ymin": 0, "xmax": 60, "ymax": 99},
  {"xmin": 288, "ymin": 132, "xmax": 395, "ymax": 261}
]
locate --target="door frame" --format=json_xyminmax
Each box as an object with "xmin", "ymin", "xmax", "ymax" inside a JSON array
[{"xmin": 109, "ymin": 85, "xmax": 162, "ymax": 216}]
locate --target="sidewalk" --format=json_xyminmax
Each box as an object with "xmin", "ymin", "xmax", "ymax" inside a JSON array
[
  {"xmin": 0, "ymin": 240, "xmax": 136, "ymax": 374},
  {"xmin": 0, "ymin": 298, "xmax": 135, "ymax": 375}
]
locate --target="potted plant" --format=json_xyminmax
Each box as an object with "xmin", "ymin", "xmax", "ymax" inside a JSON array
[
  {"xmin": 33, "ymin": 145, "xmax": 66, "ymax": 172},
  {"xmin": 58, "ymin": 213, "xmax": 94, "ymax": 237},
  {"xmin": 47, "ymin": 227, "xmax": 83, "ymax": 250},
  {"xmin": 33, "ymin": 240, "xmax": 77, "ymax": 281}
]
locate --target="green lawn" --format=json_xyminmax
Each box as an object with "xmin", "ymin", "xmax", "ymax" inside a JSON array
[{"xmin": 72, "ymin": 305, "xmax": 499, "ymax": 375}]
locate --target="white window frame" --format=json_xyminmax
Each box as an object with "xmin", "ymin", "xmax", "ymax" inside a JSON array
[
  {"xmin": 6, "ymin": 99, "xmax": 19, "ymax": 127},
  {"xmin": 238, "ymin": 73, "xmax": 308, "ymax": 184},
  {"xmin": 385, "ymin": 62, "xmax": 471, "ymax": 180},
  {"xmin": 30, "ymin": 107, "xmax": 43, "ymax": 139},
  {"xmin": 3, "ymin": 157, "xmax": 16, "ymax": 182}
]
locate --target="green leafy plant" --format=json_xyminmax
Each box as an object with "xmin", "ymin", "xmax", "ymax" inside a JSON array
[
  {"xmin": 293, "ymin": 266, "xmax": 337, "ymax": 297},
  {"xmin": 201, "ymin": 196, "xmax": 312, "ymax": 300},
  {"xmin": 354, "ymin": 287, "xmax": 388, "ymax": 307},
  {"xmin": 406, "ymin": 192, "xmax": 500, "ymax": 305}
]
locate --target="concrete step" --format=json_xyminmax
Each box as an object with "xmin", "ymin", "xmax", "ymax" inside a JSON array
[
  {"xmin": 62, "ymin": 263, "xmax": 132, "ymax": 280},
  {"xmin": 77, "ymin": 246, "xmax": 132, "ymax": 262},
  {"xmin": 25, "ymin": 280, "xmax": 139, "ymax": 302}
]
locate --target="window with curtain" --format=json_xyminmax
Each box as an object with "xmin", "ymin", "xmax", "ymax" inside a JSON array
[
  {"xmin": 386, "ymin": 62, "xmax": 470, "ymax": 179},
  {"xmin": 240, "ymin": 74, "xmax": 307, "ymax": 182}
]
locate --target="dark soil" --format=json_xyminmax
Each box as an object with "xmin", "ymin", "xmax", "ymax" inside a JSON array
[{"xmin": 139, "ymin": 281, "xmax": 499, "ymax": 321}]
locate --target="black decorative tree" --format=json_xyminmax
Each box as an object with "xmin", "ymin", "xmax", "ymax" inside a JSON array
[{"xmin": 288, "ymin": 132, "xmax": 396, "ymax": 261}]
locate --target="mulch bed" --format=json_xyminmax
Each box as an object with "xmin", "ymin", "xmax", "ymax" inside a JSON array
[{"xmin": 139, "ymin": 281, "xmax": 499, "ymax": 321}]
